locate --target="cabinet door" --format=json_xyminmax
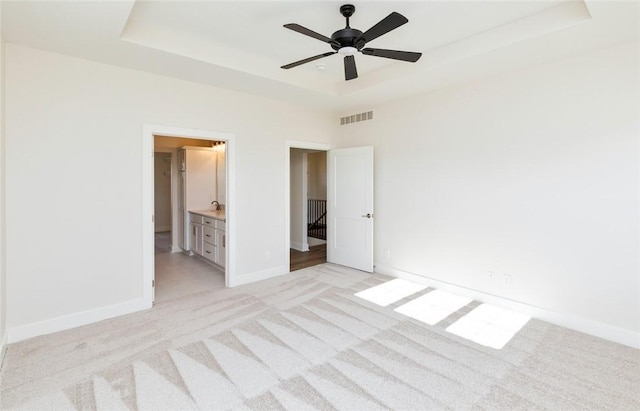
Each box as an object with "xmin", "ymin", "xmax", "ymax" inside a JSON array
[
  {"xmin": 215, "ymin": 229, "xmax": 226, "ymax": 268},
  {"xmin": 196, "ymin": 224, "xmax": 203, "ymax": 255},
  {"xmin": 190, "ymin": 223, "xmax": 203, "ymax": 255},
  {"xmin": 178, "ymin": 172, "xmax": 186, "ymax": 249},
  {"xmin": 190, "ymin": 223, "xmax": 197, "ymax": 254}
]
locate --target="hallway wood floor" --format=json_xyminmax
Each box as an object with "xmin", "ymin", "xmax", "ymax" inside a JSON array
[{"xmin": 290, "ymin": 244, "xmax": 326, "ymax": 272}]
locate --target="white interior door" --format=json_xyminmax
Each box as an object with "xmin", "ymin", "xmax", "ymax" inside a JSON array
[{"xmin": 327, "ymin": 146, "xmax": 374, "ymax": 272}]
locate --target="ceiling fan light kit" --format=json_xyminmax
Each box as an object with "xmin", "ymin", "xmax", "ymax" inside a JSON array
[
  {"xmin": 281, "ymin": 4, "xmax": 422, "ymax": 81},
  {"xmin": 338, "ymin": 46, "xmax": 358, "ymax": 56}
]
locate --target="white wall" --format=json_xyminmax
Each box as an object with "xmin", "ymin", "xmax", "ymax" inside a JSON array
[
  {"xmin": 289, "ymin": 149, "xmax": 307, "ymax": 252},
  {"xmin": 0, "ymin": 7, "xmax": 7, "ymax": 355},
  {"xmin": 4, "ymin": 44, "xmax": 334, "ymax": 336},
  {"xmin": 216, "ymin": 145, "xmax": 226, "ymax": 205},
  {"xmin": 153, "ymin": 153, "xmax": 172, "ymax": 232},
  {"xmin": 337, "ymin": 43, "xmax": 639, "ymax": 340},
  {"xmin": 308, "ymin": 151, "xmax": 327, "ymax": 201}
]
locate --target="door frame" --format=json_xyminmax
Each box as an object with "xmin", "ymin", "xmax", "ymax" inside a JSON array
[
  {"xmin": 143, "ymin": 124, "xmax": 235, "ymax": 306},
  {"xmin": 289, "ymin": 150, "xmax": 309, "ymax": 252},
  {"xmin": 285, "ymin": 140, "xmax": 333, "ymax": 271}
]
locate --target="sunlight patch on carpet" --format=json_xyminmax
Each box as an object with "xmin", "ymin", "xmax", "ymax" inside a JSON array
[
  {"xmin": 354, "ymin": 279, "xmax": 427, "ymax": 306},
  {"xmin": 446, "ymin": 304, "xmax": 530, "ymax": 349},
  {"xmin": 394, "ymin": 289, "xmax": 473, "ymax": 325}
]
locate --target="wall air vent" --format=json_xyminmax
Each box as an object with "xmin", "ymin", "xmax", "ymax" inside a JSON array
[{"xmin": 340, "ymin": 111, "xmax": 373, "ymax": 125}]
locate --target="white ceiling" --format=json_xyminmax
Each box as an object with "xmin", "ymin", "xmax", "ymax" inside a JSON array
[{"xmin": 2, "ymin": 1, "xmax": 638, "ymax": 112}]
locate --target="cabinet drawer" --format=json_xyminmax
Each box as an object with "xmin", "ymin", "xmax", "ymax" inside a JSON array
[
  {"xmin": 203, "ymin": 226, "xmax": 215, "ymax": 245},
  {"xmin": 215, "ymin": 220, "xmax": 226, "ymax": 230},
  {"xmin": 190, "ymin": 214, "xmax": 204, "ymax": 224},
  {"xmin": 203, "ymin": 242, "xmax": 216, "ymax": 262},
  {"xmin": 203, "ymin": 217, "xmax": 216, "ymax": 227}
]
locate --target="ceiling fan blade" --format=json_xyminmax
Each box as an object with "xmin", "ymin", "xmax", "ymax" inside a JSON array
[
  {"xmin": 284, "ymin": 23, "xmax": 336, "ymax": 45},
  {"xmin": 281, "ymin": 52, "xmax": 337, "ymax": 69},
  {"xmin": 357, "ymin": 12, "xmax": 408, "ymax": 45},
  {"xmin": 361, "ymin": 48, "xmax": 422, "ymax": 62},
  {"xmin": 344, "ymin": 55, "xmax": 358, "ymax": 81}
]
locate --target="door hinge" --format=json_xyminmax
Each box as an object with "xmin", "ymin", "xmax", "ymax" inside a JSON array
[{"xmin": 152, "ymin": 280, "xmax": 155, "ymax": 287}]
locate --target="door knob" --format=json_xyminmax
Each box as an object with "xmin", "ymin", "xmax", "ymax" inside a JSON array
[{"xmin": 361, "ymin": 213, "xmax": 373, "ymax": 218}]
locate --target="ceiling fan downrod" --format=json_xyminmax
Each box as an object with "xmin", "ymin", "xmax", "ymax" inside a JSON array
[{"xmin": 340, "ymin": 4, "xmax": 355, "ymax": 28}]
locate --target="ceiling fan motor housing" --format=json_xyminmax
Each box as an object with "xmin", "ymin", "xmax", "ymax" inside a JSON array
[{"xmin": 330, "ymin": 28, "xmax": 364, "ymax": 51}]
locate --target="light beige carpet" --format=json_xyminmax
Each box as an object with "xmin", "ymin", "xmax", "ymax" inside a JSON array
[{"xmin": 1, "ymin": 263, "xmax": 639, "ymax": 410}]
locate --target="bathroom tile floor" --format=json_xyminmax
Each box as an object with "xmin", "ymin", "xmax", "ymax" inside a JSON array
[{"xmin": 154, "ymin": 233, "xmax": 225, "ymax": 303}]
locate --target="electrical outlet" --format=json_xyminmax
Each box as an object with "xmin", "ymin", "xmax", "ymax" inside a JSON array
[
  {"xmin": 503, "ymin": 274, "xmax": 512, "ymax": 288},
  {"xmin": 384, "ymin": 249, "xmax": 391, "ymax": 261},
  {"xmin": 265, "ymin": 251, "xmax": 271, "ymax": 261}
]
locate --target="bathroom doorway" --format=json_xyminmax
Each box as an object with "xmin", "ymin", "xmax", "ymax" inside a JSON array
[{"xmin": 152, "ymin": 135, "xmax": 227, "ymax": 303}]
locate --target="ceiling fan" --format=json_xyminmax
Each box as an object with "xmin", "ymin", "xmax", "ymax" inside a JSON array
[{"xmin": 281, "ymin": 4, "xmax": 422, "ymax": 81}]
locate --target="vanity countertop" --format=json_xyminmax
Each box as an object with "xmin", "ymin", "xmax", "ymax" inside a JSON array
[{"xmin": 189, "ymin": 209, "xmax": 226, "ymax": 222}]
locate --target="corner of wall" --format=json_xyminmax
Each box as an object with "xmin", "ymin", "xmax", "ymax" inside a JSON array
[{"xmin": 0, "ymin": 4, "xmax": 7, "ymax": 362}]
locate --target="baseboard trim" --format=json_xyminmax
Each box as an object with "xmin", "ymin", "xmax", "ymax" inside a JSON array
[
  {"xmin": 308, "ymin": 237, "xmax": 326, "ymax": 247},
  {"xmin": 7, "ymin": 298, "xmax": 150, "ymax": 344},
  {"xmin": 375, "ymin": 264, "xmax": 640, "ymax": 349},
  {"xmin": 290, "ymin": 241, "xmax": 309, "ymax": 252},
  {"xmin": 0, "ymin": 330, "xmax": 8, "ymax": 371},
  {"xmin": 228, "ymin": 265, "xmax": 288, "ymax": 287}
]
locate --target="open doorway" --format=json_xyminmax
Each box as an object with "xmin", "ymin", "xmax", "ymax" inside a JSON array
[
  {"xmin": 289, "ymin": 148, "xmax": 328, "ymax": 271},
  {"xmin": 153, "ymin": 135, "xmax": 226, "ymax": 302}
]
